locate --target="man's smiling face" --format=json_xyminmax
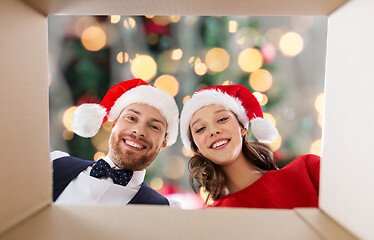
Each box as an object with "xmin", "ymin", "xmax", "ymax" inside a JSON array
[{"xmin": 108, "ymin": 103, "xmax": 167, "ymax": 171}]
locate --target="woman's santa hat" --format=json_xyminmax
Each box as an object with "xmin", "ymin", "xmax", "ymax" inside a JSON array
[
  {"xmin": 71, "ymin": 78, "xmax": 179, "ymax": 146},
  {"xmin": 180, "ymin": 85, "xmax": 278, "ymax": 150}
]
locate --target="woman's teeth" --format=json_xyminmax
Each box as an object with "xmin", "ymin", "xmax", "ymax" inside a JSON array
[{"xmin": 212, "ymin": 139, "xmax": 228, "ymax": 148}]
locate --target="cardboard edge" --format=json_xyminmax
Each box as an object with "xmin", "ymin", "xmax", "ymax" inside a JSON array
[{"xmin": 294, "ymin": 208, "xmax": 358, "ymax": 240}]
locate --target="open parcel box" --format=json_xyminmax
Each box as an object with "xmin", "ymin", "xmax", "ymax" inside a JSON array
[{"xmin": 1, "ymin": 0, "xmax": 373, "ymax": 239}]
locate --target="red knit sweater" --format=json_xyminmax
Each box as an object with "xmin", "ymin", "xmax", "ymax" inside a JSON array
[{"xmin": 210, "ymin": 154, "xmax": 320, "ymax": 209}]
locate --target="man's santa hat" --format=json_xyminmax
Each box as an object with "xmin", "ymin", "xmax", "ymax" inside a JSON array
[
  {"xmin": 71, "ymin": 78, "xmax": 179, "ymax": 146},
  {"xmin": 180, "ymin": 84, "xmax": 278, "ymax": 150}
]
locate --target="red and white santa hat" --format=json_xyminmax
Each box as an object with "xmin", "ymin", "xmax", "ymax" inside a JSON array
[
  {"xmin": 180, "ymin": 85, "xmax": 278, "ymax": 150},
  {"xmin": 71, "ymin": 78, "xmax": 179, "ymax": 146}
]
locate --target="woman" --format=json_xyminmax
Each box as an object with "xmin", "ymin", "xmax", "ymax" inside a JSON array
[{"xmin": 180, "ymin": 84, "xmax": 320, "ymax": 209}]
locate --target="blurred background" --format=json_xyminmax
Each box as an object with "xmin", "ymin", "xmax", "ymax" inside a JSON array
[{"xmin": 48, "ymin": 15, "xmax": 327, "ymax": 209}]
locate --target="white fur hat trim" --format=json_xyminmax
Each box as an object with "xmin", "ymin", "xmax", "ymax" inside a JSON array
[
  {"xmin": 71, "ymin": 104, "xmax": 107, "ymax": 138},
  {"xmin": 250, "ymin": 117, "xmax": 278, "ymax": 143}
]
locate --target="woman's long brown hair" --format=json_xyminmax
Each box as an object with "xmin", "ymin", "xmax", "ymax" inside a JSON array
[{"xmin": 188, "ymin": 131, "xmax": 278, "ymax": 203}]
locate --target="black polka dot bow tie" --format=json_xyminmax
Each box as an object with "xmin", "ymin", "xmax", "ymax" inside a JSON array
[{"xmin": 90, "ymin": 159, "xmax": 133, "ymax": 187}]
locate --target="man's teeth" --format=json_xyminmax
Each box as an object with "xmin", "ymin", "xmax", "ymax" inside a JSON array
[
  {"xmin": 212, "ymin": 140, "xmax": 228, "ymax": 148},
  {"xmin": 125, "ymin": 140, "xmax": 143, "ymax": 149}
]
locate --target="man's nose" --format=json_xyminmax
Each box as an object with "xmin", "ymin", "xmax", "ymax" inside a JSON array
[{"xmin": 132, "ymin": 125, "xmax": 146, "ymax": 137}]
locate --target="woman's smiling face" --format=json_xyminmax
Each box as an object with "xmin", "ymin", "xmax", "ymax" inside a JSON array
[{"xmin": 190, "ymin": 104, "xmax": 246, "ymax": 166}]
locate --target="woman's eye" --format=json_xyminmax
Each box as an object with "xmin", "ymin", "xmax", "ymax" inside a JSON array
[
  {"xmin": 127, "ymin": 116, "xmax": 136, "ymax": 121},
  {"xmin": 195, "ymin": 127, "xmax": 205, "ymax": 133},
  {"xmin": 218, "ymin": 117, "xmax": 228, "ymax": 123}
]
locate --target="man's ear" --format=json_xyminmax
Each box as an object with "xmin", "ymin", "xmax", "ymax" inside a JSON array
[{"xmin": 160, "ymin": 137, "xmax": 167, "ymax": 151}]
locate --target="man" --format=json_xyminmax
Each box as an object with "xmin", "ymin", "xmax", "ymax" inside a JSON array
[{"xmin": 52, "ymin": 78, "xmax": 179, "ymax": 206}]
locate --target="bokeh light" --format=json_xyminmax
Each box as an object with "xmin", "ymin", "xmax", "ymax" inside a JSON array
[
  {"xmin": 279, "ymin": 32, "xmax": 304, "ymax": 57},
  {"xmin": 205, "ymin": 48, "xmax": 230, "ymax": 72},
  {"xmin": 131, "ymin": 55, "xmax": 157, "ymax": 81},
  {"xmin": 249, "ymin": 69, "xmax": 273, "ymax": 92},
  {"xmin": 263, "ymin": 112, "xmax": 277, "ymax": 127},
  {"xmin": 123, "ymin": 17, "xmax": 136, "ymax": 29},
  {"xmin": 62, "ymin": 106, "xmax": 78, "ymax": 132},
  {"xmin": 154, "ymin": 75, "xmax": 179, "ymax": 97},
  {"xmin": 268, "ymin": 134, "xmax": 282, "ymax": 151},
  {"xmin": 158, "ymin": 50, "xmax": 181, "ymax": 74},
  {"xmin": 110, "ymin": 15, "xmax": 121, "ymax": 24},
  {"xmin": 182, "ymin": 146, "xmax": 194, "ymax": 157},
  {"xmin": 62, "ymin": 129, "xmax": 74, "ymax": 141},
  {"xmin": 315, "ymin": 92, "xmax": 324, "ymax": 114},
  {"xmin": 116, "ymin": 51, "xmax": 123, "ymax": 63},
  {"xmin": 318, "ymin": 113, "xmax": 323, "ymax": 128},
  {"xmin": 94, "ymin": 151, "xmax": 106, "ymax": 161},
  {"xmin": 150, "ymin": 177, "xmax": 164, "ymax": 190},
  {"xmin": 81, "ymin": 26, "xmax": 107, "ymax": 51},
  {"xmin": 152, "ymin": 16, "xmax": 171, "ymax": 26},
  {"xmin": 238, "ymin": 48, "xmax": 263, "ymax": 72},
  {"xmin": 171, "ymin": 48, "xmax": 183, "ymax": 60},
  {"xmin": 163, "ymin": 156, "xmax": 186, "ymax": 180},
  {"xmin": 183, "ymin": 95, "xmax": 191, "ymax": 104},
  {"xmin": 170, "ymin": 16, "xmax": 181, "ymax": 23},
  {"xmin": 147, "ymin": 33, "xmax": 159, "ymax": 45},
  {"xmin": 91, "ymin": 128, "xmax": 110, "ymax": 152},
  {"xmin": 222, "ymin": 80, "xmax": 233, "ymax": 85},
  {"xmin": 310, "ymin": 139, "xmax": 322, "ymax": 156},
  {"xmin": 195, "ymin": 62, "xmax": 208, "ymax": 75},
  {"xmin": 229, "ymin": 20, "xmax": 238, "ymax": 33}
]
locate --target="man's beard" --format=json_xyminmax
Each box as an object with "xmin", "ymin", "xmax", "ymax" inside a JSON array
[{"xmin": 108, "ymin": 133, "xmax": 156, "ymax": 171}]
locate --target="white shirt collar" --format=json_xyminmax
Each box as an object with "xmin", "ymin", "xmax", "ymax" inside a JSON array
[{"xmin": 102, "ymin": 155, "xmax": 146, "ymax": 187}]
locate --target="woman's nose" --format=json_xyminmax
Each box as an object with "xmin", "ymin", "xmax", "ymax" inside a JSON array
[{"xmin": 210, "ymin": 131, "xmax": 220, "ymax": 137}]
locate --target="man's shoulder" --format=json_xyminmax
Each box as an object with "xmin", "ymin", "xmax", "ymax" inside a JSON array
[{"xmin": 129, "ymin": 182, "xmax": 169, "ymax": 205}]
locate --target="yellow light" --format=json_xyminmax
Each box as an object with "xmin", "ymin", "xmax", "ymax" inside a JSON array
[
  {"xmin": 249, "ymin": 69, "xmax": 273, "ymax": 92},
  {"xmin": 188, "ymin": 56, "xmax": 195, "ymax": 64},
  {"xmin": 314, "ymin": 92, "xmax": 324, "ymax": 114},
  {"xmin": 170, "ymin": 16, "xmax": 181, "ymax": 23},
  {"xmin": 183, "ymin": 95, "xmax": 191, "ymax": 104},
  {"xmin": 199, "ymin": 187, "xmax": 214, "ymax": 205},
  {"xmin": 110, "ymin": 15, "xmax": 121, "ymax": 24},
  {"xmin": 268, "ymin": 134, "xmax": 282, "ymax": 151},
  {"xmin": 145, "ymin": 15, "xmax": 154, "ymax": 19},
  {"xmin": 310, "ymin": 139, "xmax": 322, "ymax": 156},
  {"xmin": 182, "ymin": 146, "xmax": 194, "ymax": 157},
  {"xmin": 152, "ymin": 16, "xmax": 171, "ymax": 26},
  {"xmin": 150, "ymin": 177, "xmax": 164, "ymax": 190},
  {"xmin": 91, "ymin": 128, "xmax": 110, "ymax": 152},
  {"xmin": 94, "ymin": 152, "xmax": 106, "ymax": 161},
  {"xmin": 171, "ymin": 48, "xmax": 183, "ymax": 60},
  {"xmin": 124, "ymin": 52, "xmax": 129, "ymax": 63},
  {"xmin": 62, "ymin": 106, "xmax": 78, "ymax": 132},
  {"xmin": 81, "ymin": 26, "xmax": 107, "ymax": 51},
  {"xmin": 260, "ymin": 93, "xmax": 268, "ymax": 106},
  {"xmin": 62, "ymin": 129, "xmax": 74, "ymax": 141},
  {"xmin": 147, "ymin": 33, "xmax": 159, "ymax": 45},
  {"xmin": 263, "ymin": 112, "xmax": 276, "ymax": 127},
  {"xmin": 75, "ymin": 16, "xmax": 97, "ymax": 37},
  {"xmin": 130, "ymin": 55, "xmax": 157, "ymax": 81},
  {"xmin": 229, "ymin": 20, "xmax": 238, "ymax": 33},
  {"xmin": 238, "ymin": 48, "xmax": 263, "ymax": 73},
  {"xmin": 116, "ymin": 51, "xmax": 123, "ymax": 64},
  {"xmin": 205, "ymin": 48, "xmax": 230, "ymax": 72},
  {"xmin": 291, "ymin": 16, "xmax": 314, "ymax": 32},
  {"xmin": 253, "ymin": 92, "xmax": 263, "ymax": 103},
  {"xmin": 163, "ymin": 156, "xmax": 186, "ymax": 180},
  {"xmin": 279, "ymin": 32, "xmax": 304, "ymax": 57},
  {"xmin": 195, "ymin": 63, "xmax": 208, "ymax": 76},
  {"xmin": 123, "ymin": 17, "xmax": 136, "ymax": 29},
  {"xmin": 154, "ymin": 75, "xmax": 179, "ymax": 97},
  {"xmin": 222, "ymin": 80, "xmax": 233, "ymax": 85}
]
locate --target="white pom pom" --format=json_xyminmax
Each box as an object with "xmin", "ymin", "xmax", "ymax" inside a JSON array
[
  {"xmin": 71, "ymin": 104, "xmax": 107, "ymax": 138},
  {"xmin": 250, "ymin": 118, "xmax": 278, "ymax": 143}
]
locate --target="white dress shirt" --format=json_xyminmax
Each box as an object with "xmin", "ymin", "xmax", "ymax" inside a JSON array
[{"xmin": 50, "ymin": 151, "xmax": 181, "ymax": 207}]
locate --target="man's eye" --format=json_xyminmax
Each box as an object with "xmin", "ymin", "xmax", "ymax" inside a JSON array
[
  {"xmin": 218, "ymin": 117, "xmax": 228, "ymax": 123},
  {"xmin": 151, "ymin": 125, "xmax": 160, "ymax": 130},
  {"xmin": 195, "ymin": 127, "xmax": 205, "ymax": 133}
]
